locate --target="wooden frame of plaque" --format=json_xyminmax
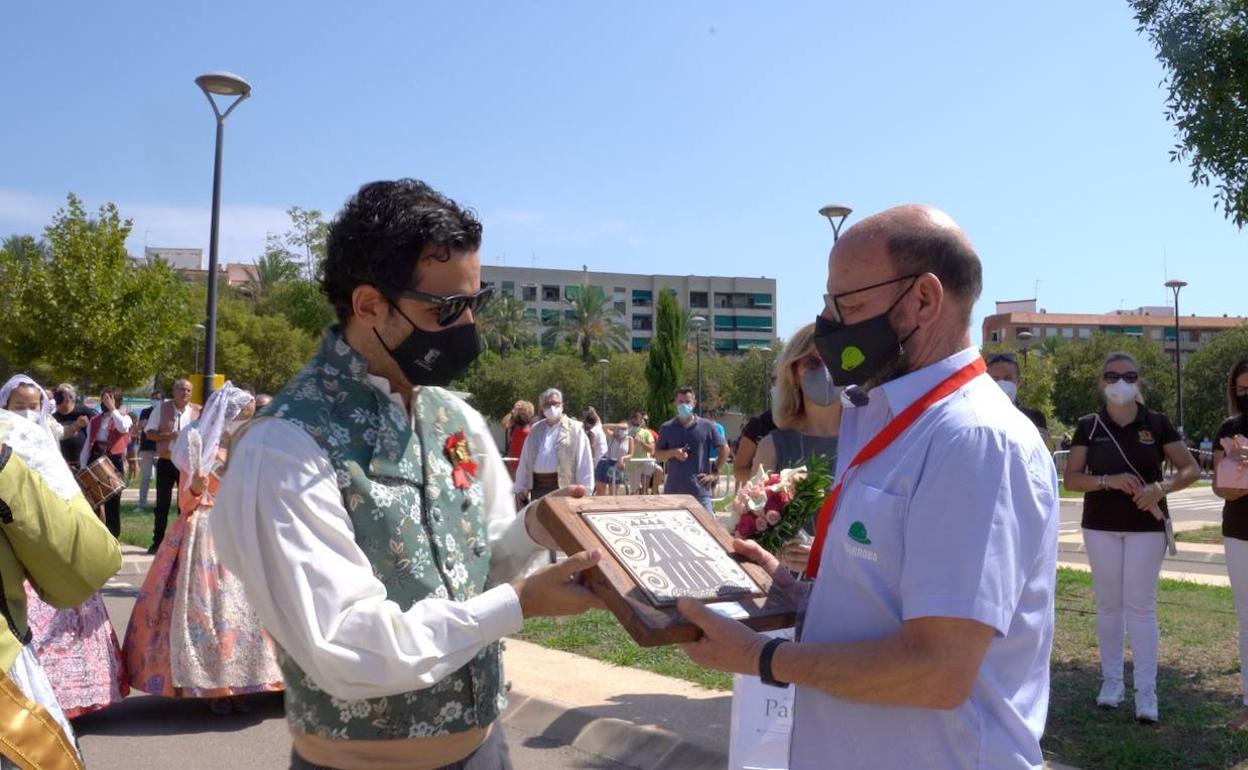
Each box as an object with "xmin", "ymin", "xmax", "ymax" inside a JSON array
[{"xmin": 536, "ymin": 494, "xmax": 798, "ymax": 647}]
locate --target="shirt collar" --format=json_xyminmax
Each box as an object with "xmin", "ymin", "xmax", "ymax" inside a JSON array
[
  {"xmin": 366, "ymin": 373, "xmax": 409, "ymax": 414},
  {"xmin": 874, "ymin": 346, "xmax": 983, "ymax": 416}
]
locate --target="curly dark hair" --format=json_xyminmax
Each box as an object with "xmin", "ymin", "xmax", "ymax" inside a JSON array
[{"xmin": 322, "ymin": 179, "xmax": 483, "ymax": 324}]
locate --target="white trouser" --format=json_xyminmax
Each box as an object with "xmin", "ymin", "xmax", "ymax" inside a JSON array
[
  {"xmin": 138, "ymin": 449, "xmax": 156, "ymax": 506},
  {"xmin": 1083, "ymin": 529, "xmax": 1167, "ymax": 692},
  {"xmin": 1225, "ymin": 536, "xmax": 1248, "ymax": 706}
]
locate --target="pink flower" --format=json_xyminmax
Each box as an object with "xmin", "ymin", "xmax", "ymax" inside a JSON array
[
  {"xmin": 754, "ymin": 516, "xmax": 769, "ymax": 532},
  {"xmin": 767, "ymin": 473, "xmax": 781, "ymax": 486},
  {"xmin": 765, "ymin": 509, "xmax": 782, "ymax": 525}
]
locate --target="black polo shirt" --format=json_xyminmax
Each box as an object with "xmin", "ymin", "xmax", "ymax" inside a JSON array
[
  {"xmin": 741, "ymin": 409, "xmax": 776, "ymax": 445},
  {"xmin": 1073, "ymin": 405, "xmax": 1181, "ymax": 533},
  {"xmin": 1218, "ymin": 415, "xmax": 1248, "ymax": 540}
]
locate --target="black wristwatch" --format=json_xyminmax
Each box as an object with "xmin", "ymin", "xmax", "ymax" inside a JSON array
[{"xmin": 758, "ymin": 637, "xmax": 789, "ymax": 688}]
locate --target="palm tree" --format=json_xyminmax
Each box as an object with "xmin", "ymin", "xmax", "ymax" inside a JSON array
[
  {"xmin": 1, "ymin": 234, "xmax": 50, "ymax": 263},
  {"xmin": 542, "ymin": 283, "xmax": 630, "ymax": 364},
  {"xmin": 244, "ymin": 248, "xmax": 301, "ymax": 299},
  {"xmin": 478, "ymin": 295, "xmax": 534, "ymax": 356}
]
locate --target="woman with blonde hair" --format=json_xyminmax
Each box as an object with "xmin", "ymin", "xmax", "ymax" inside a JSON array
[{"xmin": 750, "ymin": 323, "xmax": 841, "ymax": 571}]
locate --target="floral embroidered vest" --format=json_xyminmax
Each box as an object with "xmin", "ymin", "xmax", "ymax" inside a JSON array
[{"xmin": 266, "ymin": 329, "xmax": 504, "ymax": 740}]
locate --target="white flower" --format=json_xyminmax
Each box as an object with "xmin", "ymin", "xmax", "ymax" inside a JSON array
[{"xmin": 438, "ymin": 701, "xmax": 464, "ymax": 723}]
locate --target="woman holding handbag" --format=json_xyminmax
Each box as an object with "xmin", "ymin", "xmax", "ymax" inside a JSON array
[
  {"xmin": 79, "ymin": 387, "xmax": 132, "ymax": 537},
  {"xmin": 1214, "ymin": 356, "xmax": 1248, "ymax": 730},
  {"xmin": 1064, "ymin": 351, "xmax": 1199, "ymax": 723}
]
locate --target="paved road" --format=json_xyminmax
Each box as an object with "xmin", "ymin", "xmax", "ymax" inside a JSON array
[
  {"xmin": 1058, "ymin": 488, "xmax": 1225, "ymax": 535},
  {"xmin": 82, "ymin": 577, "xmax": 638, "ymax": 770}
]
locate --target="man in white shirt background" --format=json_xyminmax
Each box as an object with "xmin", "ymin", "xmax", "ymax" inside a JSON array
[
  {"xmin": 144, "ymin": 378, "xmax": 199, "ymax": 554},
  {"xmin": 513, "ymin": 387, "xmax": 594, "ymax": 508},
  {"xmin": 212, "ymin": 178, "xmax": 602, "ymax": 770},
  {"xmin": 676, "ymin": 205, "xmax": 1058, "ymax": 770}
]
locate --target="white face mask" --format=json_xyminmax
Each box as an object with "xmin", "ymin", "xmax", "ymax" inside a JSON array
[
  {"xmin": 996, "ymin": 380, "xmax": 1018, "ymax": 402},
  {"xmin": 543, "ymin": 405, "xmax": 563, "ymax": 422},
  {"xmin": 1104, "ymin": 380, "xmax": 1139, "ymax": 406},
  {"xmin": 14, "ymin": 409, "xmax": 41, "ymax": 425}
]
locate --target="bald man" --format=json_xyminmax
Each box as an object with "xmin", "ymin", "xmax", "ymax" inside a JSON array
[{"xmin": 679, "ymin": 206, "xmax": 1058, "ymax": 769}]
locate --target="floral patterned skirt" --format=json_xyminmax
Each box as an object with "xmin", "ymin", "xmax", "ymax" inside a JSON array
[
  {"xmin": 122, "ymin": 505, "xmax": 284, "ymax": 698},
  {"xmin": 23, "ymin": 583, "xmax": 128, "ymax": 719}
]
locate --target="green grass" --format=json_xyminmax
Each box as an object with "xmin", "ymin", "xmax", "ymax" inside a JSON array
[
  {"xmin": 517, "ymin": 569, "xmax": 1248, "ymax": 769},
  {"xmin": 1175, "ymin": 525, "xmax": 1225, "ymax": 545},
  {"xmin": 118, "ymin": 502, "xmax": 154, "ymax": 550}
]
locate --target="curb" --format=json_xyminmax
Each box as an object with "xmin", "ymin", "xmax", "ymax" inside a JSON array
[
  {"xmin": 503, "ymin": 692, "xmax": 724, "ymax": 770},
  {"xmin": 1057, "ymin": 539, "xmax": 1225, "ymax": 566}
]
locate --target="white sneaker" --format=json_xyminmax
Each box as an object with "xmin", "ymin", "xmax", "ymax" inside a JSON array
[
  {"xmin": 1135, "ymin": 689, "xmax": 1159, "ymax": 723},
  {"xmin": 1096, "ymin": 678, "xmax": 1125, "ymax": 709}
]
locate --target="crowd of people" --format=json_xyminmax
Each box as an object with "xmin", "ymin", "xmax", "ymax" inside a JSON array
[{"xmin": 1, "ymin": 179, "xmax": 1246, "ymax": 770}]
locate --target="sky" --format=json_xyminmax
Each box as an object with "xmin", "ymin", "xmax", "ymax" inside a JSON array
[{"xmin": 2, "ymin": 1, "xmax": 1243, "ymax": 344}]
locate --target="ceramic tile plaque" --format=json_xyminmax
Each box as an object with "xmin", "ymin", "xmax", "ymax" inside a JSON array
[
  {"xmin": 536, "ymin": 494, "xmax": 798, "ymax": 646},
  {"xmin": 583, "ymin": 509, "xmax": 761, "ymax": 606}
]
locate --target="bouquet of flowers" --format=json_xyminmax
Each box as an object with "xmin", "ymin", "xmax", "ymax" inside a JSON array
[{"xmin": 731, "ymin": 454, "xmax": 834, "ymax": 554}]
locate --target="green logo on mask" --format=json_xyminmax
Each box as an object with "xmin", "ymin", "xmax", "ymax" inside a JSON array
[
  {"xmin": 848, "ymin": 521, "xmax": 871, "ymax": 545},
  {"xmin": 841, "ymin": 346, "xmax": 866, "ymax": 371}
]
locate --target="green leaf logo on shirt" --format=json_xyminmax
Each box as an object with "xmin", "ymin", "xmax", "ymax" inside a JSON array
[
  {"xmin": 848, "ymin": 521, "xmax": 871, "ymax": 545},
  {"xmin": 841, "ymin": 346, "xmax": 866, "ymax": 372}
]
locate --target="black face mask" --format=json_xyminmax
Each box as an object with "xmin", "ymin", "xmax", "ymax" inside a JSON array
[
  {"xmin": 813, "ymin": 279, "xmax": 917, "ymax": 388},
  {"xmin": 375, "ymin": 302, "xmax": 483, "ymax": 387}
]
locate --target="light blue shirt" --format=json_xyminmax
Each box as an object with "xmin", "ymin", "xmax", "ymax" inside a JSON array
[{"xmin": 791, "ymin": 347, "xmax": 1058, "ymax": 770}]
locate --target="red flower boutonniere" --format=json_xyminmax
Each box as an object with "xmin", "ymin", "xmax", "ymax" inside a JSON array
[{"xmin": 444, "ymin": 431, "xmax": 479, "ymax": 490}]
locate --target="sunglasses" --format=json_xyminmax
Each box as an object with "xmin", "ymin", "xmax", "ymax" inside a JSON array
[
  {"xmin": 393, "ymin": 284, "xmax": 495, "ymax": 327},
  {"xmin": 987, "ymin": 352, "xmax": 1018, "ymax": 366},
  {"xmin": 796, "ymin": 354, "xmax": 826, "ymax": 372},
  {"xmin": 1102, "ymin": 371, "xmax": 1139, "ymax": 383}
]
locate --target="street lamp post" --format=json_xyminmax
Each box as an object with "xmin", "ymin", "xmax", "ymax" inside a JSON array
[
  {"xmin": 1016, "ymin": 329, "xmax": 1033, "ymax": 368},
  {"xmin": 1165, "ymin": 279, "xmax": 1188, "ymax": 436},
  {"xmin": 192, "ymin": 323, "xmax": 206, "ymax": 373},
  {"xmin": 597, "ymin": 358, "xmax": 610, "ymax": 420},
  {"xmin": 819, "ymin": 204, "xmax": 853, "ymax": 242},
  {"xmin": 690, "ymin": 316, "xmax": 707, "ymax": 413},
  {"xmin": 195, "ymin": 71, "xmax": 252, "ymax": 401}
]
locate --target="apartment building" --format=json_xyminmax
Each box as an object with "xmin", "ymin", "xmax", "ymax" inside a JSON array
[
  {"xmin": 982, "ymin": 299, "xmax": 1248, "ymax": 359},
  {"xmin": 480, "ymin": 265, "xmax": 778, "ymax": 354}
]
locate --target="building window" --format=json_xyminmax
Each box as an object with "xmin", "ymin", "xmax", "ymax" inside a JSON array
[
  {"xmin": 542, "ymin": 285, "xmax": 559, "ymax": 302},
  {"xmin": 632, "ymin": 337, "xmax": 648, "ymax": 352},
  {"xmin": 1078, "ymin": 327, "xmax": 1091, "ymax": 339},
  {"xmin": 632, "ymin": 315, "xmax": 653, "ymax": 331},
  {"xmin": 714, "ymin": 339, "xmax": 737, "ymax": 353},
  {"xmin": 540, "ymin": 309, "xmax": 558, "ymax": 324},
  {"xmin": 713, "ymin": 315, "xmax": 735, "ymax": 331},
  {"xmin": 1045, "ymin": 327, "xmax": 1057, "ymax": 337},
  {"xmin": 613, "ymin": 300, "xmax": 627, "ymax": 316},
  {"xmin": 565, "ymin": 285, "xmax": 581, "ymax": 302},
  {"xmin": 614, "ymin": 286, "xmax": 627, "ymax": 301},
  {"xmin": 1188, "ymin": 330, "xmax": 1200, "ymax": 342},
  {"xmin": 750, "ymin": 293, "xmax": 773, "ymax": 309},
  {"xmin": 690, "ymin": 291, "xmax": 708, "ymax": 309},
  {"xmin": 632, "ymin": 289, "xmax": 652, "ymax": 308},
  {"xmin": 1062, "ymin": 328, "xmax": 1074, "ymax": 338},
  {"xmin": 564, "ymin": 309, "xmax": 577, "ymax": 320},
  {"xmin": 522, "ymin": 284, "xmax": 537, "ymax": 302},
  {"xmin": 500, "ymin": 280, "xmax": 515, "ymax": 298},
  {"xmin": 735, "ymin": 316, "xmax": 774, "ymax": 332},
  {"xmin": 1151, "ymin": 328, "xmax": 1162, "ymax": 339},
  {"xmin": 522, "ymin": 307, "xmax": 537, "ymax": 320},
  {"xmin": 989, "ymin": 330, "xmax": 1000, "ymax": 343}
]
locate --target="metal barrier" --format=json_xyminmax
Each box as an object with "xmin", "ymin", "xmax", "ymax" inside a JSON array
[
  {"xmin": 1052, "ymin": 450, "xmax": 1069, "ymax": 477},
  {"xmin": 1052, "ymin": 448, "xmax": 1214, "ymax": 480}
]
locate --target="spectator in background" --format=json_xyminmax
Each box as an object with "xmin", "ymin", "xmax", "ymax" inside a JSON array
[
  {"xmin": 628, "ymin": 411, "xmax": 661, "ymax": 494},
  {"xmin": 596, "ymin": 422, "xmax": 632, "ymax": 496},
  {"xmin": 986, "ymin": 351, "xmax": 1049, "ymax": 443},
  {"xmin": 655, "ymin": 386, "xmax": 726, "ymax": 513},
  {"xmin": 704, "ymin": 408, "xmax": 733, "ymax": 477},
  {"xmin": 750, "ymin": 323, "xmax": 841, "ymax": 573},
  {"xmin": 505, "ymin": 400, "xmax": 535, "ymax": 479},
  {"xmin": 135, "ymin": 390, "xmax": 162, "ymax": 509},
  {"xmin": 734, "ymin": 406, "xmax": 777, "ymax": 486},
  {"xmin": 583, "ymin": 406, "xmax": 607, "ymax": 466},
  {"xmin": 81, "ymin": 387, "xmax": 133, "ymax": 537},
  {"xmin": 514, "ymin": 388, "xmax": 594, "ymax": 506},
  {"xmin": 1064, "ymin": 351, "xmax": 1199, "ymax": 723},
  {"xmin": 51, "ymin": 384, "xmax": 92, "ymax": 469},
  {"xmin": 145, "ymin": 379, "xmax": 200, "ymax": 554},
  {"xmin": 1214, "ymin": 356, "xmax": 1248, "ymax": 731}
]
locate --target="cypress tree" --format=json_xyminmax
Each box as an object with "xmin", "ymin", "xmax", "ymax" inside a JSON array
[{"xmin": 645, "ymin": 288, "xmax": 685, "ymax": 424}]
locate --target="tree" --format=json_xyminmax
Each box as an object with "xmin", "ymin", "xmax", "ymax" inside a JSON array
[
  {"xmin": 1, "ymin": 234, "xmax": 50, "ymax": 264},
  {"xmin": 478, "ymin": 295, "xmax": 535, "ymax": 356},
  {"xmin": 645, "ymin": 289, "xmax": 685, "ymax": 424},
  {"xmin": 981, "ymin": 343, "xmax": 1058, "ymax": 421},
  {"xmin": 1179, "ymin": 324, "xmax": 1248, "ymax": 441},
  {"xmin": 541, "ymin": 282, "xmax": 629, "ymax": 364},
  {"xmin": 245, "ymin": 247, "xmax": 301, "ymax": 299},
  {"xmin": 264, "ymin": 206, "xmax": 329, "ymax": 281},
  {"xmin": 1049, "ymin": 333, "xmax": 1176, "ymax": 427},
  {"xmin": 1129, "ymin": 0, "xmax": 1248, "ymax": 226},
  {"xmin": 0, "ymin": 194, "xmax": 190, "ymax": 389}
]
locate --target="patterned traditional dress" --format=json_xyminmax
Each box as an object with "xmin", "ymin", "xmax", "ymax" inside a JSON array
[
  {"xmin": 122, "ymin": 447, "xmax": 284, "ymax": 698},
  {"xmin": 22, "ymin": 585, "xmax": 127, "ymax": 718}
]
